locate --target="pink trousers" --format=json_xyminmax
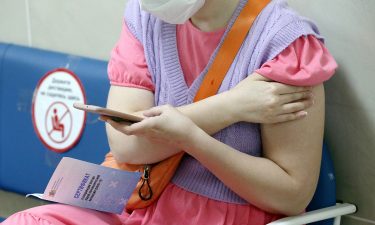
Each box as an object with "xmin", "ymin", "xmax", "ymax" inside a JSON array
[{"xmin": 1, "ymin": 184, "xmax": 282, "ymax": 225}]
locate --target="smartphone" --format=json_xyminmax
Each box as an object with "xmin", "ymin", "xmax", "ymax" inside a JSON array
[{"xmin": 73, "ymin": 103, "xmax": 142, "ymax": 124}]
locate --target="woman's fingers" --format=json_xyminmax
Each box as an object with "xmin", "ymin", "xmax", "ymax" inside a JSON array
[
  {"xmin": 280, "ymin": 99, "xmax": 314, "ymax": 114},
  {"xmin": 143, "ymin": 104, "xmax": 174, "ymax": 117},
  {"xmin": 103, "ymin": 116, "xmax": 153, "ymax": 137},
  {"xmin": 273, "ymin": 82, "xmax": 312, "ymax": 94},
  {"xmin": 103, "ymin": 105, "xmax": 172, "ymax": 136},
  {"xmin": 273, "ymin": 111, "xmax": 308, "ymax": 123},
  {"xmin": 100, "ymin": 114, "xmax": 144, "ymax": 134},
  {"xmin": 279, "ymin": 91, "xmax": 313, "ymax": 104},
  {"xmin": 143, "ymin": 106, "xmax": 163, "ymax": 117},
  {"xmin": 126, "ymin": 118, "xmax": 156, "ymax": 134}
]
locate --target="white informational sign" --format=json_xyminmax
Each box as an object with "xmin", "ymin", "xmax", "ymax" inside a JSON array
[{"xmin": 32, "ymin": 69, "xmax": 86, "ymax": 153}]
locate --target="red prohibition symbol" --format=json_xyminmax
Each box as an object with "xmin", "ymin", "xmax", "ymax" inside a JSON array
[
  {"xmin": 45, "ymin": 101, "xmax": 73, "ymax": 144},
  {"xmin": 32, "ymin": 68, "xmax": 87, "ymax": 153}
]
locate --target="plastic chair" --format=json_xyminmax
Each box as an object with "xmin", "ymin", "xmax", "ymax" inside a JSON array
[{"xmin": 267, "ymin": 144, "xmax": 357, "ymax": 225}]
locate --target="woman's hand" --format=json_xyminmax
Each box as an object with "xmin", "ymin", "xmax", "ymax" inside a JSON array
[
  {"xmin": 102, "ymin": 105, "xmax": 199, "ymax": 149},
  {"xmin": 226, "ymin": 73, "xmax": 314, "ymax": 124}
]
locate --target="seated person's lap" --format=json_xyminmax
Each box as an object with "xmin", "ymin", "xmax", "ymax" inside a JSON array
[{"xmin": 1, "ymin": 204, "xmax": 123, "ymax": 225}]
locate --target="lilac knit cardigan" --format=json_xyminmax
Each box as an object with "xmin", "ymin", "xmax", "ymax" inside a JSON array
[{"xmin": 124, "ymin": 0, "xmax": 323, "ymax": 204}]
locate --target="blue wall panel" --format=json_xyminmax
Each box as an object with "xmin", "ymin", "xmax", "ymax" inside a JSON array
[{"xmin": 0, "ymin": 43, "xmax": 110, "ymax": 194}]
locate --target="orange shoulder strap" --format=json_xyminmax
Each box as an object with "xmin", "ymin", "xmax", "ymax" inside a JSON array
[{"xmin": 193, "ymin": 0, "xmax": 271, "ymax": 102}]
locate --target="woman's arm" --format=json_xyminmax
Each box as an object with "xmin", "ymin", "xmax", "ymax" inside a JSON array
[
  {"xmin": 106, "ymin": 85, "xmax": 240, "ymax": 164},
  {"xmin": 106, "ymin": 76, "xmax": 313, "ymax": 164},
  {"xmin": 122, "ymin": 84, "xmax": 324, "ymax": 215},
  {"xmin": 184, "ymin": 84, "xmax": 325, "ymax": 215},
  {"xmin": 106, "ymin": 84, "xmax": 243, "ymax": 164}
]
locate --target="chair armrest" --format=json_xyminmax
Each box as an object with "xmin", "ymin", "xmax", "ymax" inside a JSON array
[{"xmin": 266, "ymin": 203, "xmax": 357, "ymax": 225}]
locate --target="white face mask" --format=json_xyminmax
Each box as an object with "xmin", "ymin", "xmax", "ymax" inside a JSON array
[{"xmin": 140, "ymin": 0, "xmax": 205, "ymax": 24}]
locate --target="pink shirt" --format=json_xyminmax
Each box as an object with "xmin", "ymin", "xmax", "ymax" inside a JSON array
[{"xmin": 108, "ymin": 21, "xmax": 337, "ymax": 92}]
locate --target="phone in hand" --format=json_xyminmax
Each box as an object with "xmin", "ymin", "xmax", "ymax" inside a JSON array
[{"xmin": 73, "ymin": 103, "xmax": 142, "ymax": 124}]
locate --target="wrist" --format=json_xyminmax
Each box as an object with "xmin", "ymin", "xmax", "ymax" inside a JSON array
[
  {"xmin": 220, "ymin": 91, "xmax": 241, "ymax": 124},
  {"xmin": 183, "ymin": 126, "xmax": 209, "ymax": 155}
]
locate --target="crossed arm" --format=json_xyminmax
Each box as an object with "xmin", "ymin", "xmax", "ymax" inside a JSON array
[
  {"xmin": 105, "ymin": 85, "xmax": 230, "ymax": 164},
  {"xmin": 106, "ymin": 74, "xmax": 313, "ymax": 164},
  {"xmin": 104, "ymin": 75, "xmax": 323, "ymax": 216},
  {"xmin": 183, "ymin": 84, "xmax": 324, "ymax": 215}
]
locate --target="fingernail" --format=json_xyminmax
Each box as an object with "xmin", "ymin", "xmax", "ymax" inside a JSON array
[{"xmin": 298, "ymin": 111, "xmax": 308, "ymax": 117}]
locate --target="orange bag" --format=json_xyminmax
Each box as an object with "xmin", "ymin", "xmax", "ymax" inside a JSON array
[
  {"xmin": 102, "ymin": 152, "xmax": 184, "ymax": 210},
  {"xmin": 101, "ymin": 0, "xmax": 271, "ymax": 211}
]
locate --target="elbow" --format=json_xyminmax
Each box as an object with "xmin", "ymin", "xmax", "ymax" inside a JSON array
[
  {"xmin": 263, "ymin": 183, "xmax": 316, "ymax": 216},
  {"xmin": 274, "ymin": 201, "xmax": 308, "ymax": 217},
  {"xmin": 284, "ymin": 180, "xmax": 317, "ymax": 216},
  {"xmin": 267, "ymin": 196, "xmax": 311, "ymax": 217},
  {"xmin": 108, "ymin": 143, "xmax": 128, "ymax": 164},
  {"xmin": 111, "ymin": 147, "xmax": 134, "ymax": 164},
  {"xmin": 110, "ymin": 145, "xmax": 142, "ymax": 165},
  {"xmin": 106, "ymin": 123, "xmax": 148, "ymax": 164},
  {"xmin": 107, "ymin": 134, "xmax": 139, "ymax": 164}
]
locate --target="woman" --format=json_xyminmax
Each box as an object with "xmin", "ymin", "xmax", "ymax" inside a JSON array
[{"xmin": 1, "ymin": 0, "xmax": 336, "ymax": 224}]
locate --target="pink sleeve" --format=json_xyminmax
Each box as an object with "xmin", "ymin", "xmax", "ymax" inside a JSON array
[
  {"xmin": 107, "ymin": 21, "xmax": 155, "ymax": 92},
  {"xmin": 255, "ymin": 35, "xmax": 338, "ymax": 86}
]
